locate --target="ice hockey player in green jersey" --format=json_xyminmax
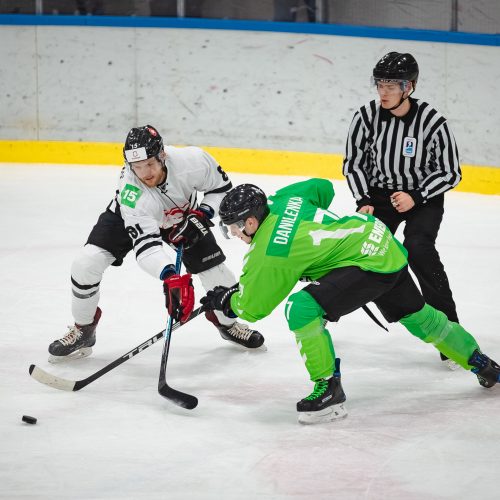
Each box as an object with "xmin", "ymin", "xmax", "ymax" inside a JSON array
[{"xmin": 201, "ymin": 178, "xmax": 500, "ymax": 424}]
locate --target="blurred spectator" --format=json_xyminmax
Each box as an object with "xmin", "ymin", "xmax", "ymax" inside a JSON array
[
  {"xmin": 274, "ymin": 0, "xmax": 317, "ymax": 22},
  {"xmin": 150, "ymin": 0, "xmax": 203, "ymax": 17},
  {"xmin": 76, "ymin": 0, "xmax": 104, "ymax": 15}
]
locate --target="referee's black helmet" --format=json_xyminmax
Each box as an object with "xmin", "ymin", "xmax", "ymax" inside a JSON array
[{"xmin": 373, "ymin": 52, "xmax": 419, "ymax": 85}]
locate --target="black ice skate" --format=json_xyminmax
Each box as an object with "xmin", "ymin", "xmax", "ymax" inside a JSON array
[
  {"xmin": 297, "ymin": 358, "xmax": 347, "ymax": 424},
  {"xmin": 468, "ymin": 350, "xmax": 500, "ymax": 388},
  {"xmin": 205, "ymin": 310, "xmax": 265, "ymax": 349},
  {"xmin": 48, "ymin": 308, "xmax": 102, "ymax": 363}
]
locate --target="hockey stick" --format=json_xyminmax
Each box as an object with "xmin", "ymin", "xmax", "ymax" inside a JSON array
[
  {"xmin": 157, "ymin": 245, "xmax": 198, "ymax": 409},
  {"xmin": 28, "ymin": 306, "xmax": 204, "ymax": 392}
]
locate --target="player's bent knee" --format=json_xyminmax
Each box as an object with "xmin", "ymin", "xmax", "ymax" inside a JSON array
[
  {"xmin": 197, "ymin": 263, "xmax": 236, "ymax": 290},
  {"xmin": 285, "ymin": 290, "xmax": 325, "ymax": 332},
  {"xmin": 71, "ymin": 245, "xmax": 114, "ymax": 284}
]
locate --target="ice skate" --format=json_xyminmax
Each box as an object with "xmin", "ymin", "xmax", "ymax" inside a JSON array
[
  {"xmin": 48, "ymin": 308, "xmax": 102, "ymax": 363},
  {"xmin": 205, "ymin": 310, "xmax": 265, "ymax": 349},
  {"xmin": 297, "ymin": 358, "xmax": 347, "ymax": 424},
  {"xmin": 468, "ymin": 350, "xmax": 500, "ymax": 388}
]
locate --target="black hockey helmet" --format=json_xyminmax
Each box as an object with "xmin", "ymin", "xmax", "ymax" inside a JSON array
[
  {"xmin": 219, "ymin": 184, "xmax": 270, "ymax": 226},
  {"xmin": 123, "ymin": 125, "xmax": 164, "ymax": 163},
  {"xmin": 373, "ymin": 52, "xmax": 419, "ymax": 85}
]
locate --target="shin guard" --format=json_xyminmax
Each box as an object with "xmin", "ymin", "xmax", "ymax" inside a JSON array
[
  {"xmin": 400, "ymin": 304, "xmax": 480, "ymax": 369},
  {"xmin": 286, "ymin": 290, "xmax": 335, "ymax": 381}
]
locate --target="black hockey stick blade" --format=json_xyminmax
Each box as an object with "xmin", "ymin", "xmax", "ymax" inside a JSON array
[
  {"xmin": 157, "ymin": 323, "xmax": 199, "ymax": 410},
  {"xmin": 29, "ymin": 306, "xmax": 204, "ymax": 392},
  {"xmin": 158, "ymin": 382, "xmax": 198, "ymax": 410},
  {"xmin": 157, "ymin": 326, "xmax": 198, "ymax": 409}
]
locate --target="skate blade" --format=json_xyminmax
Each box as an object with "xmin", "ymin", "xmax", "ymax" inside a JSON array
[
  {"xmin": 48, "ymin": 347, "xmax": 93, "ymax": 364},
  {"xmin": 298, "ymin": 403, "xmax": 348, "ymax": 425},
  {"xmin": 252, "ymin": 343, "xmax": 267, "ymax": 352},
  {"xmin": 224, "ymin": 340, "xmax": 268, "ymax": 352},
  {"xmin": 442, "ymin": 359, "xmax": 460, "ymax": 371}
]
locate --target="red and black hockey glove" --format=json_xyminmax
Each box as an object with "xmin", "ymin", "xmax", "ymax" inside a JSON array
[
  {"xmin": 163, "ymin": 273, "xmax": 195, "ymax": 323},
  {"xmin": 169, "ymin": 207, "xmax": 214, "ymax": 249},
  {"xmin": 200, "ymin": 285, "xmax": 238, "ymax": 318}
]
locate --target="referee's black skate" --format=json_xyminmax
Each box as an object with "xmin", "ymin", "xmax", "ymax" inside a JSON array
[
  {"xmin": 297, "ymin": 358, "xmax": 347, "ymax": 424},
  {"xmin": 205, "ymin": 310, "xmax": 265, "ymax": 349},
  {"xmin": 48, "ymin": 308, "xmax": 102, "ymax": 363},
  {"xmin": 468, "ymin": 350, "xmax": 500, "ymax": 388}
]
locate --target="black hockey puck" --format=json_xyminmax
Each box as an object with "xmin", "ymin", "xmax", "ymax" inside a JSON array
[{"xmin": 22, "ymin": 415, "xmax": 37, "ymax": 425}]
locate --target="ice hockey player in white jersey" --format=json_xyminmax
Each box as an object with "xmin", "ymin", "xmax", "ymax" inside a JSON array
[{"xmin": 48, "ymin": 125, "xmax": 265, "ymax": 362}]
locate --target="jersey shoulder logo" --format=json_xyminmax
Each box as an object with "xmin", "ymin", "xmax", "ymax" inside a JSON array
[
  {"xmin": 120, "ymin": 184, "xmax": 142, "ymax": 208},
  {"xmin": 402, "ymin": 137, "xmax": 417, "ymax": 157}
]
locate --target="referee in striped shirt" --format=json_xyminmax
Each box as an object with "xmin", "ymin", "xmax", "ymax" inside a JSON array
[{"xmin": 343, "ymin": 52, "xmax": 461, "ymax": 367}]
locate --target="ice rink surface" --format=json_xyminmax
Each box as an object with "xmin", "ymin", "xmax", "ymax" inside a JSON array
[{"xmin": 1, "ymin": 163, "xmax": 500, "ymax": 500}]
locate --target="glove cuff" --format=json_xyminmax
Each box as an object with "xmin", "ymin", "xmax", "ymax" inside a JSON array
[
  {"xmin": 408, "ymin": 190, "xmax": 425, "ymax": 206},
  {"xmin": 222, "ymin": 285, "xmax": 239, "ymax": 317},
  {"xmin": 223, "ymin": 306, "xmax": 238, "ymax": 318},
  {"xmin": 160, "ymin": 264, "xmax": 176, "ymax": 280},
  {"xmin": 198, "ymin": 204, "xmax": 215, "ymax": 219}
]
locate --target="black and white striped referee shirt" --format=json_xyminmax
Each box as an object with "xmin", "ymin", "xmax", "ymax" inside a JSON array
[{"xmin": 342, "ymin": 97, "xmax": 461, "ymax": 206}]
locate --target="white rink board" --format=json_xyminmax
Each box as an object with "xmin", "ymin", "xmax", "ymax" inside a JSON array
[{"xmin": 1, "ymin": 25, "xmax": 499, "ymax": 166}]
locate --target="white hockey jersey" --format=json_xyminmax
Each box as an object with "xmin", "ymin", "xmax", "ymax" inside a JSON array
[{"xmin": 109, "ymin": 145, "xmax": 232, "ymax": 279}]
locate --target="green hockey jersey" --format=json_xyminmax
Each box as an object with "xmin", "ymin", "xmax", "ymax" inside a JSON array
[{"xmin": 230, "ymin": 178, "xmax": 408, "ymax": 322}]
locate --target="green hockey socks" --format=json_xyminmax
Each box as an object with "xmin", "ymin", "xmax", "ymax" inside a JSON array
[
  {"xmin": 285, "ymin": 290, "xmax": 335, "ymax": 381},
  {"xmin": 399, "ymin": 304, "xmax": 480, "ymax": 369}
]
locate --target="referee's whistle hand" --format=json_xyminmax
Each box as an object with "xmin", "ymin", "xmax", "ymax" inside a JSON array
[{"xmin": 391, "ymin": 192, "xmax": 415, "ymax": 213}]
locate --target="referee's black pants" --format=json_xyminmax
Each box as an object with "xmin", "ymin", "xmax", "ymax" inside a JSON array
[{"xmin": 368, "ymin": 188, "xmax": 459, "ymax": 323}]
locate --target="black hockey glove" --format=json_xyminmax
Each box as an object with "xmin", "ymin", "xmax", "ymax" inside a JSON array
[
  {"xmin": 169, "ymin": 208, "xmax": 214, "ymax": 249},
  {"xmin": 200, "ymin": 285, "xmax": 239, "ymax": 318}
]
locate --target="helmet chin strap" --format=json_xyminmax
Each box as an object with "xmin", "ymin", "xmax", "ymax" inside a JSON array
[
  {"xmin": 156, "ymin": 156, "xmax": 168, "ymax": 186},
  {"xmin": 242, "ymin": 214, "xmax": 266, "ymax": 240},
  {"xmin": 388, "ymin": 85, "xmax": 415, "ymax": 111},
  {"xmin": 388, "ymin": 96, "xmax": 407, "ymax": 111},
  {"xmin": 242, "ymin": 228, "xmax": 254, "ymax": 240},
  {"xmin": 159, "ymin": 155, "xmax": 167, "ymax": 172}
]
